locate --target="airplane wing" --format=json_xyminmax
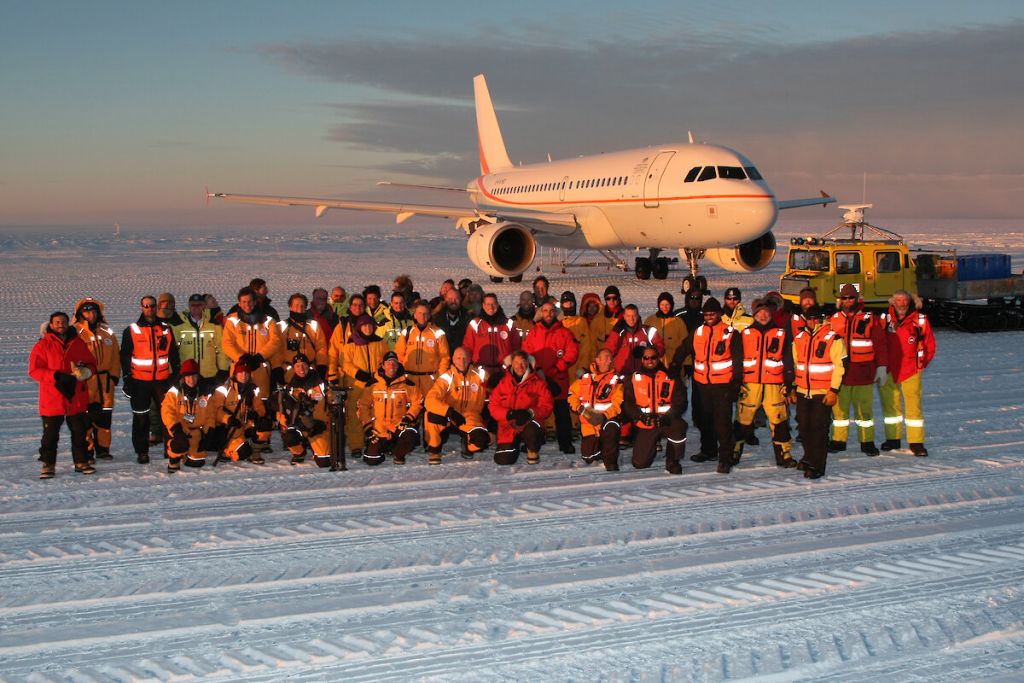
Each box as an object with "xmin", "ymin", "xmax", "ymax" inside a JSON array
[
  {"xmin": 208, "ymin": 190, "xmax": 579, "ymax": 235},
  {"xmin": 376, "ymin": 181, "xmax": 468, "ymax": 193},
  {"xmin": 777, "ymin": 191, "xmax": 836, "ymax": 210}
]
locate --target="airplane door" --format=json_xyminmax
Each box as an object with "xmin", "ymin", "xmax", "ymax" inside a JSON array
[
  {"xmin": 559, "ymin": 175, "xmax": 569, "ymax": 202},
  {"xmin": 643, "ymin": 151, "xmax": 675, "ymax": 208}
]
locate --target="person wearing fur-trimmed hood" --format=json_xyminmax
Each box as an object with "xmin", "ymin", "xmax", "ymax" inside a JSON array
[{"xmin": 29, "ymin": 312, "xmax": 99, "ymax": 479}]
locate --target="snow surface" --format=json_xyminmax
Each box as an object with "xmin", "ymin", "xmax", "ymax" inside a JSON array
[{"xmin": 1, "ymin": 221, "xmax": 1022, "ymax": 682}]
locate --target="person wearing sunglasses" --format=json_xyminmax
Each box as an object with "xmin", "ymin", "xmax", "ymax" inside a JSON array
[
  {"xmin": 721, "ymin": 287, "xmax": 753, "ymax": 332},
  {"xmin": 622, "ymin": 347, "xmax": 688, "ymax": 474},
  {"xmin": 826, "ymin": 284, "xmax": 889, "ymax": 457},
  {"xmin": 589, "ymin": 286, "xmax": 624, "ymax": 349},
  {"xmin": 120, "ymin": 295, "xmax": 180, "ymax": 464}
]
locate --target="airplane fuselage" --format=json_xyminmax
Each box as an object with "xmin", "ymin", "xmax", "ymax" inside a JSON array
[{"xmin": 469, "ymin": 142, "xmax": 778, "ymax": 251}]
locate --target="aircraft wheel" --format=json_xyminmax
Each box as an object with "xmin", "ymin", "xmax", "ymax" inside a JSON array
[
  {"xmin": 489, "ymin": 276, "xmax": 504, "ymax": 283},
  {"xmin": 634, "ymin": 257, "xmax": 652, "ymax": 280},
  {"xmin": 652, "ymin": 257, "xmax": 669, "ymax": 280},
  {"xmin": 509, "ymin": 273, "xmax": 524, "ymax": 283}
]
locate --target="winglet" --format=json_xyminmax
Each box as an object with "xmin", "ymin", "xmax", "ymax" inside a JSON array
[{"xmin": 473, "ymin": 74, "xmax": 513, "ymax": 175}]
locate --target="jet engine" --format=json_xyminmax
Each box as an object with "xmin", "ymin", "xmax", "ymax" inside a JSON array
[
  {"xmin": 703, "ymin": 232, "xmax": 776, "ymax": 273},
  {"xmin": 466, "ymin": 222, "xmax": 537, "ymax": 278}
]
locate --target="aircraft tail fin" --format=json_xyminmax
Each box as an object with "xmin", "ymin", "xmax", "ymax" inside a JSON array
[{"xmin": 473, "ymin": 74, "xmax": 513, "ymax": 174}]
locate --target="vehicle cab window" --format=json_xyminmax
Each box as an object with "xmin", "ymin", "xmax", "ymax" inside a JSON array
[
  {"xmin": 876, "ymin": 251, "xmax": 901, "ymax": 273},
  {"xmin": 790, "ymin": 249, "xmax": 829, "ymax": 272},
  {"xmin": 835, "ymin": 252, "xmax": 862, "ymax": 274}
]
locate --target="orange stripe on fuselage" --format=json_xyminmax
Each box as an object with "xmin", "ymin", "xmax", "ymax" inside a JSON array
[{"xmin": 474, "ymin": 177, "xmax": 773, "ymax": 207}]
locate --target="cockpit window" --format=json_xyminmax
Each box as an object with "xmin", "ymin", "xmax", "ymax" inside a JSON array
[
  {"xmin": 697, "ymin": 166, "xmax": 717, "ymax": 182},
  {"xmin": 684, "ymin": 166, "xmax": 701, "ymax": 183},
  {"xmin": 744, "ymin": 166, "xmax": 763, "ymax": 180},
  {"xmin": 717, "ymin": 166, "xmax": 747, "ymax": 180},
  {"xmin": 790, "ymin": 249, "xmax": 829, "ymax": 272}
]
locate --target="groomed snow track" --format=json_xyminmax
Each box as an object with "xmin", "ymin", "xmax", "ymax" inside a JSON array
[{"xmin": 1, "ymin": 226, "xmax": 1021, "ymax": 681}]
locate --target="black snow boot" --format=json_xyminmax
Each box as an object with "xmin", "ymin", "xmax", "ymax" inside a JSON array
[
  {"xmin": 860, "ymin": 442, "xmax": 880, "ymax": 456},
  {"xmin": 40, "ymin": 463, "xmax": 56, "ymax": 479},
  {"xmin": 880, "ymin": 439, "xmax": 901, "ymax": 451},
  {"xmin": 827, "ymin": 440, "xmax": 846, "ymax": 453},
  {"xmin": 909, "ymin": 443, "xmax": 929, "ymax": 457},
  {"xmin": 137, "ymin": 453, "xmax": 150, "ymax": 464}
]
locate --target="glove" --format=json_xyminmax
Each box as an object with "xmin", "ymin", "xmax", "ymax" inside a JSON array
[
  {"xmin": 874, "ymin": 367, "xmax": 888, "ymax": 385},
  {"xmin": 641, "ymin": 414, "xmax": 658, "ymax": 428},
  {"xmin": 171, "ymin": 424, "xmax": 186, "ymax": 439},
  {"xmin": 447, "ymin": 408, "xmax": 466, "ymax": 427},
  {"xmin": 786, "ymin": 387, "xmax": 798, "ymax": 405},
  {"xmin": 397, "ymin": 415, "xmax": 415, "ymax": 431},
  {"xmin": 251, "ymin": 353, "xmax": 265, "ymax": 366},
  {"xmin": 53, "ymin": 371, "xmax": 77, "ymax": 400},
  {"xmin": 507, "ymin": 409, "xmax": 531, "ymax": 427},
  {"xmin": 71, "ymin": 364, "xmax": 92, "ymax": 381},
  {"xmin": 582, "ymin": 408, "xmax": 604, "ymax": 427},
  {"xmin": 822, "ymin": 389, "xmax": 839, "ymax": 407},
  {"xmin": 310, "ymin": 419, "xmax": 326, "ymax": 436},
  {"xmin": 169, "ymin": 432, "xmax": 190, "ymax": 454},
  {"xmin": 355, "ymin": 369, "xmax": 374, "ymax": 384},
  {"xmin": 366, "ymin": 430, "xmax": 381, "ymax": 446}
]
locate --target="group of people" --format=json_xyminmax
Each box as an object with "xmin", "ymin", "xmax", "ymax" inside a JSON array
[{"xmin": 29, "ymin": 273, "xmax": 936, "ymax": 481}]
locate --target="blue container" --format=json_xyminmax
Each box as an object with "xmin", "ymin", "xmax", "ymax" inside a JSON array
[{"xmin": 957, "ymin": 254, "xmax": 1012, "ymax": 281}]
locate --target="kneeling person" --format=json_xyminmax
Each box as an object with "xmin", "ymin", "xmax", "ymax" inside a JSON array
[
  {"xmin": 357, "ymin": 352, "xmax": 424, "ymax": 465},
  {"xmin": 210, "ymin": 357, "xmax": 267, "ymax": 465},
  {"xmin": 489, "ymin": 351, "xmax": 554, "ymax": 466},
  {"xmin": 424, "ymin": 347, "xmax": 490, "ymax": 464},
  {"xmin": 623, "ymin": 348, "xmax": 688, "ymax": 474},
  {"xmin": 568, "ymin": 348, "xmax": 624, "ymax": 471},
  {"xmin": 161, "ymin": 359, "xmax": 215, "ymax": 471},
  {"xmin": 278, "ymin": 354, "xmax": 330, "ymax": 467}
]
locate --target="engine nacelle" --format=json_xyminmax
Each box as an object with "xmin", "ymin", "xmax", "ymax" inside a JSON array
[
  {"xmin": 466, "ymin": 222, "xmax": 537, "ymax": 278},
  {"xmin": 703, "ymin": 232, "xmax": 776, "ymax": 273}
]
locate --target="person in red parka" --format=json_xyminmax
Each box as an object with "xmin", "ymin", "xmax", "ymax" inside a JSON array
[
  {"xmin": 463, "ymin": 293, "xmax": 521, "ymax": 375},
  {"xmin": 29, "ymin": 312, "xmax": 99, "ymax": 478},
  {"xmin": 489, "ymin": 351, "xmax": 554, "ymax": 466},
  {"xmin": 523, "ymin": 302, "xmax": 579, "ymax": 454},
  {"xmin": 605, "ymin": 304, "xmax": 665, "ymax": 375}
]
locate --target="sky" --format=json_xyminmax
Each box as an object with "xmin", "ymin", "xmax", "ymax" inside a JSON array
[{"xmin": 1, "ymin": 1, "xmax": 1022, "ymax": 228}]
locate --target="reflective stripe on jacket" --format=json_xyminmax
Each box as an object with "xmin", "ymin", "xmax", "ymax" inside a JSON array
[{"xmin": 741, "ymin": 325, "xmax": 787, "ymax": 385}]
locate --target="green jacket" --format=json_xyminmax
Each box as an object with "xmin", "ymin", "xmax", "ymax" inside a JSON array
[{"xmin": 172, "ymin": 310, "xmax": 229, "ymax": 378}]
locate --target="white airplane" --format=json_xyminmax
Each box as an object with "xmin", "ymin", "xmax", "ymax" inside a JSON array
[{"xmin": 210, "ymin": 74, "xmax": 833, "ymax": 282}]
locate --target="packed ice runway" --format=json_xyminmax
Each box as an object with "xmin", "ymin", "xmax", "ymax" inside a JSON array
[{"xmin": 1, "ymin": 221, "xmax": 1022, "ymax": 681}]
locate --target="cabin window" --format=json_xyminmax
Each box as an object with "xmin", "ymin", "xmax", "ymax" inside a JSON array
[
  {"xmin": 718, "ymin": 166, "xmax": 747, "ymax": 180},
  {"xmin": 835, "ymin": 252, "xmax": 862, "ymax": 275},
  {"xmin": 697, "ymin": 166, "xmax": 717, "ymax": 182},
  {"xmin": 744, "ymin": 166, "xmax": 763, "ymax": 180},
  {"xmin": 790, "ymin": 249, "xmax": 829, "ymax": 272},
  {"xmin": 876, "ymin": 251, "xmax": 901, "ymax": 273},
  {"xmin": 684, "ymin": 167, "xmax": 701, "ymax": 183}
]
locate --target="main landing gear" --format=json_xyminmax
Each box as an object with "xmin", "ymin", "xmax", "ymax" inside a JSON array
[{"xmin": 634, "ymin": 249, "xmax": 670, "ymax": 280}]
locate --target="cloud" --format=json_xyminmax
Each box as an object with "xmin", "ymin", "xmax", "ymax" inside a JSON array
[{"xmin": 256, "ymin": 21, "xmax": 1024, "ymax": 216}]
